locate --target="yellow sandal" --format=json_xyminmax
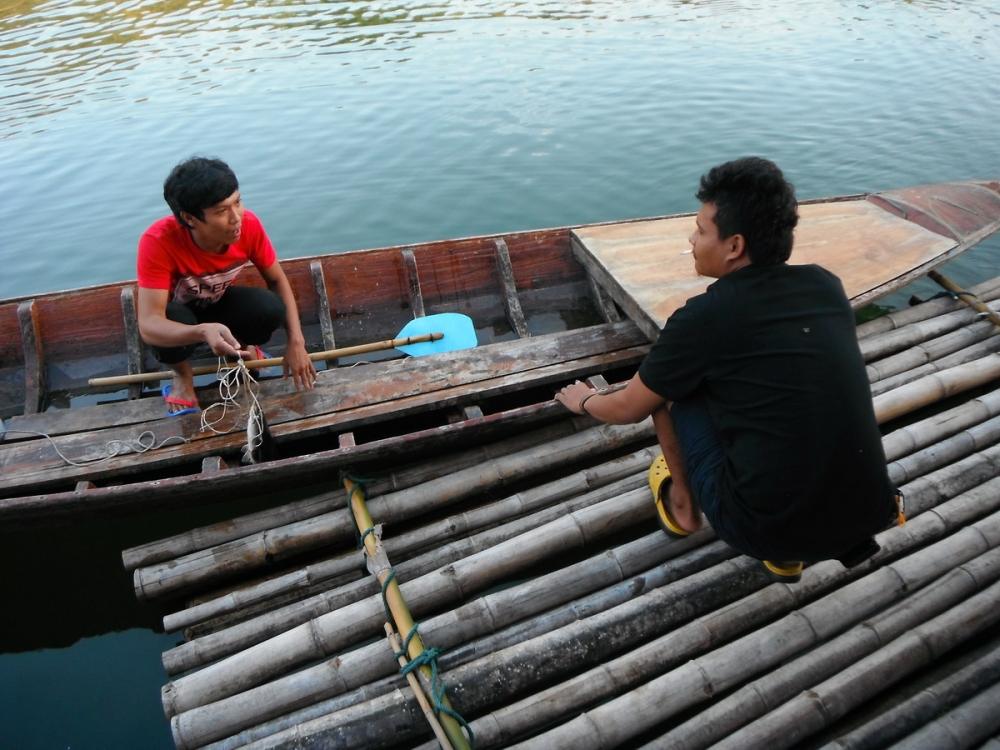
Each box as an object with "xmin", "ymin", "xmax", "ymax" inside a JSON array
[
  {"xmin": 648, "ymin": 455, "xmax": 691, "ymax": 539},
  {"xmin": 762, "ymin": 559, "xmax": 803, "ymax": 583}
]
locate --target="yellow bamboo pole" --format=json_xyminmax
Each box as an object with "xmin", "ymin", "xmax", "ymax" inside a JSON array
[
  {"xmin": 929, "ymin": 270, "xmax": 1000, "ymax": 329},
  {"xmin": 385, "ymin": 622, "xmax": 454, "ymax": 750},
  {"xmin": 86, "ymin": 332, "xmax": 442, "ymax": 387},
  {"xmin": 344, "ymin": 476, "xmax": 472, "ymax": 750}
]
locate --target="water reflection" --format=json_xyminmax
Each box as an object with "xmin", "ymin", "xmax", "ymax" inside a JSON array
[
  {"xmin": 1, "ymin": 0, "xmax": 463, "ymax": 136},
  {"xmin": 3, "ymin": 0, "xmax": 996, "ymax": 137}
]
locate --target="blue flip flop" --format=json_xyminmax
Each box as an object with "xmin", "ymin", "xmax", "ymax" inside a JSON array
[{"xmin": 162, "ymin": 383, "xmax": 199, "ymax": 417}]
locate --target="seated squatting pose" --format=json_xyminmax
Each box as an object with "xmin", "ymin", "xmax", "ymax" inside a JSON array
[
  {"xmin": 555, "ymin": 156, "xmax": 897, "ymax": 581},
  {"xmin": 137, "ymin": 157, "xmax": 316, "ymax": 415}
]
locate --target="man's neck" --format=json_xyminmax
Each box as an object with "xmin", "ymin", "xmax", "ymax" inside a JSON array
[{"xmin": 188, "ymin": 227, "xmax": 227, "ymax": 254}]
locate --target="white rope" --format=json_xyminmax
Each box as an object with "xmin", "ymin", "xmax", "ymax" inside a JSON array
[
  {"xmin": 199, "ymin": 357, "xmax": 264, "ymax": 464},
  {"xmin": 3, "ymin": 428, "xmax": 188, "ymax": 467}
]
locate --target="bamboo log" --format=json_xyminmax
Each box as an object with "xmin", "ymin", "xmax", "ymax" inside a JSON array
[
  {"xmin": 472, "ymin": 492, "xmax": 1000, "ymax": 750},
  {"xmin": 710, "ymin": 580, "xmax": 1000, "ymax": 750},
  {"xmin": 134, "ymin": 421, "xmax": 653, "ymax": 601},
  {"xmin": 163, "ymin": 446, "xmax": 659, "ymax": 632},
  {"xmin": 643, "ymin": 545, "xmax": 1000, "ymax": 749},
  {"xmin": 870, "ymin": 336, "xmax": 1000, "ymax": 397},
  {"xmin": 161, "ymin": 484, "xmax": 656, "ymax": 717},
  {"xmin": 887, "ymin": 681, "xmax": 1000, "ymax": 749},
  {"xmin": 87, "ymin": 333, "xmax": 442, "ymax": 387},
  {"xmin": 882, "ymin": 388, "xmax": 1000, "ymax": 461},
  {"xmin": 856, "ymin": 276, "xmax": 1000, "ymax": 339},
  {"xmin": 873, "ymin": 354, "xmax": 1000, "ymax": 425},
  {"xmin": 204, "ymin": 539, "xmax": 734, "ymax": 750},
  {"xmin": 819, "ymin": 631, "xmax": 1000, "ymax": 750},
  {"xmin": 124, "ymin": 419, "xmax": 582, "ymax": 571},
  {"xmin": 886, "ymin": 417, "xmax": 1000, "ymax": 486},
  {"xmin": 860, "ymin": 303, "xmax": 998, "ymax": 363},
  {"xmin": 867, "ymin": 318, "xmax": 999, "ymax": 384},
  {"xmin": 163, "ymin": 469, "xmax": 651, "ymax": 674},
  {"xmin": 168, "ymin": 530, "xmax": 720, "ymax": 749}
]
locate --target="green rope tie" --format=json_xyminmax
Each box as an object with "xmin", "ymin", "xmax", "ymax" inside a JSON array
[
  {"xmin": 379, "ymin": 569, "xmax": 397, "ymax": 624},
  {"xmin": 400, "ymin": 642, "xmax": 476, "ymax": 745}
]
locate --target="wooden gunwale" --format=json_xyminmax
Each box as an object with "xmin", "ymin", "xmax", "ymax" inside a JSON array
[{"xmin": 0, "ymin": 323, "xmax": 648, "ymax": 499}]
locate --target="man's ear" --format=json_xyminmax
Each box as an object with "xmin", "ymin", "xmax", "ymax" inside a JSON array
[
  {"xmin": 727, "ymin": 233, "xmax": 747, "ymax": 261},
  {"xmin": 179, "ymin": 211, "xmax": 197, "ymax": 229}
]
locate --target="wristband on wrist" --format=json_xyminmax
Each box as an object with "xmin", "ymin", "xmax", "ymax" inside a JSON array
[{"xmin": 579, "ymin": 391, "xmax": 598, "ymax": 415}]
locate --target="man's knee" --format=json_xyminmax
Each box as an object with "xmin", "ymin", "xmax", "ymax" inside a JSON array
[{"xmin": 164, "ymin": 301, "xmax": 198, "ymax": 326}]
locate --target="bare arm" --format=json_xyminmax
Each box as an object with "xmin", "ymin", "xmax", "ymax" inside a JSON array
[
  {"xmin": 137, "ymin": 287, "xmax": 242, "ymax": 357},
  {"xmin": 555, "ymin": 373, "xmax": 664, "ymax": 424},
  {"xmin": 259, "ymin": 260, "xmax": 316, "ymax": 390}
]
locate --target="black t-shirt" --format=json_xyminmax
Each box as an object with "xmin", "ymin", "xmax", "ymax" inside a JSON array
[{"xmin": 638, "ymin": 263, "xmax": 895, "ymax": 561}]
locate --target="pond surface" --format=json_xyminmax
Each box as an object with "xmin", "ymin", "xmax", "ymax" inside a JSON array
[{"xmin": 1, "ymin": 1, "xmax": 999, "ymax": 747}]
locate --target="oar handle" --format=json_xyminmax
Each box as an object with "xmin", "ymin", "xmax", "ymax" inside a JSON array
[{"xmin": 86, "ymin": 332, "xmax": 443, "ymax": 387}]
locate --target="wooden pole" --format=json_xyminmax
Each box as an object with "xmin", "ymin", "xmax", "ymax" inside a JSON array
[
  {"xmin": 87, "ymin": 332, "xmax": 442, "ymax": 387},
  {"xmin": 930, "ymin": 269, "xmax": 1000, "ymax": 329}
]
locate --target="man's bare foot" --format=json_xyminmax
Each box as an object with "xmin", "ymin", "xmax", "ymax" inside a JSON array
[
  {"xmin": 163, "ymin": 363, "xmax": 198, "ymax": 415},
  {"xmin": 666, "ymin": 482, "xmax": 703, "ymax": 533}
]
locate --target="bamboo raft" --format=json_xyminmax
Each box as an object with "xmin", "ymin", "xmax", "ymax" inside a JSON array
[
  {"xmin": 106, "ymin": 181, "xmax": 1000, "ymax": 749},
  {"xmin": 4, "ymin": 179, "xmax": 1000, "ymax": 746},
  {"xmin": 124, "ymin": 276, "xmax": 1000, "ymax": 749}
]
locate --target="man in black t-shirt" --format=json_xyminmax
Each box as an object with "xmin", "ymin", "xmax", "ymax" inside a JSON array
[{"xmin": 556, "ymin": 157, "xmax": 896, "ymax": 581}]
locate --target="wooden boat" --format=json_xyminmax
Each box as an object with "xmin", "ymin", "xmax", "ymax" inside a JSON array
[{"xmin": 1, "ymin": 179, "xmax": 999, "ymax": 527}]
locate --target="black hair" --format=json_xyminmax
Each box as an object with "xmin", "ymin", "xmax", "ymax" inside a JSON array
[
  {"xmin": 163, "ymin": 157, "xmax": 239, "ymax": 227},
  {"xmin": 695, "ymin": 156, "xmax": 799, "ymax": 265}
]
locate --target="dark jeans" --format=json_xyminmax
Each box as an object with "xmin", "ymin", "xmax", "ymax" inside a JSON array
[
  {"xmin": 670, "ymin": 397, "xmax": 883, "ymax": 565},
  {"xmin": 153, "ymin": 286, "xmax": 286, "ymax": 364},
  {"xmin": 670, "ymin": 396, "xmax": 726, "ymax": 533}
]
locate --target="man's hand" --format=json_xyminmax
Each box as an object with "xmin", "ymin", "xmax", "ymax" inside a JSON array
[
  {"xmin": 200, "ymin": 322, "xmax": 243, "ymax": 358},
  {"xmin": 283, "ymin": 339, "xmax": 317, "ymax": 390},
  {"xmin": 555, "ymin": 380, "xmax": 595, "ymax": 415}
]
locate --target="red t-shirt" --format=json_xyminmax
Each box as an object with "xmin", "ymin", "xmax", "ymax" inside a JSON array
[{"xmin": 137, "ymin": 209, "xmax": 277, "ymax": 305}]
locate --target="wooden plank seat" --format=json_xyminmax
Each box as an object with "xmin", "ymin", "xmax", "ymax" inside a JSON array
[{"xmin": 0, "ymin": 321, "xmax": 649, "ymax": 503}]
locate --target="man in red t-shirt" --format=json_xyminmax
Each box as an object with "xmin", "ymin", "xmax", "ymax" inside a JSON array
[{"xmin": 137, "ymin": 157, "xmax": 316, "ymax": 414}]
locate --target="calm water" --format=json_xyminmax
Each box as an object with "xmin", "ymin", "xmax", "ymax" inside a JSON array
[{"xmin": 2, "ymin": 0, "xmax": 1000, "ymax": 747}]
